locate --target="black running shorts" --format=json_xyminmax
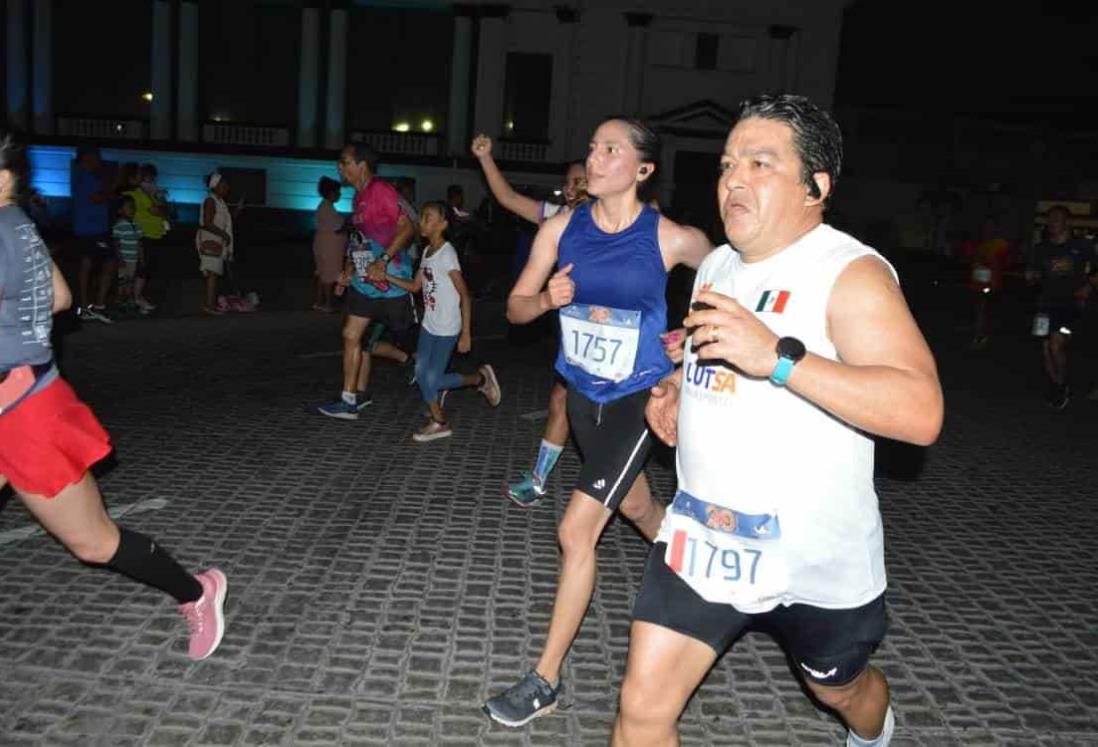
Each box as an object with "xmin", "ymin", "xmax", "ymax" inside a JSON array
[
  {"xmin": 346, "ymin": 290, "xmax": 416, "ymax": 332},
  {"xmin": 566, "ymin": 386, "xmax": 652, "ymax": 512},
  {"xmin": 633, "ymin": 543, "xmax": 887, "ymax": 687}
]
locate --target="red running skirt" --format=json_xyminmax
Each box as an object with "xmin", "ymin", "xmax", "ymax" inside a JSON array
[{"xmin": 0, "ymin": 377, "xmax": 112, "ymax": 497}]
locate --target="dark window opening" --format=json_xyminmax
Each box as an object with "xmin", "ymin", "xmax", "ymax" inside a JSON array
[
  {"xmin": 695, "ymin": 33, "xmax": 719, "ymax": 71},
  {"xmin": 502, "ymin": 52, "xmax": 552, "ymax": 141}
]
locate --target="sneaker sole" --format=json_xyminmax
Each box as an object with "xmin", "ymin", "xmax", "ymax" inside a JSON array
[
  {"xmin": 413, "ymin": 430, "xmax": 452, "ymax": 443},
  {"xmin": 480, "ymin": 365, "xmax": 502, "ymax": 407},
  {"xmin": 482, "ymin": 700, "xmax": 558, "ymax": 728},
  {"xmin": 503, "ymin": 484, "xmax": 545, "ymax": 509},
  {"xmin": 317, "ymin": 407, "xmax": 359, "ymax": 420},
  {"xmin": 193, "ymin": 569, "xmax": 228, "ymax": 661}
]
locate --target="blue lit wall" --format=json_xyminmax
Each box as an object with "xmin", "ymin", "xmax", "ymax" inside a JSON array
[
  {"xmin": 27, "ymin": 145, "xmax": 355, "ymax": 213},
  {"xmin": 25, "ymin": 145, "xmax": 562, "ymax": 233}
]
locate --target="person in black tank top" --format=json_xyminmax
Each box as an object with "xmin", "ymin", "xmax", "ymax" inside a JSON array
[{"xmin": 482, "ymin": 118, "xmax": 711, "ymax": 728}]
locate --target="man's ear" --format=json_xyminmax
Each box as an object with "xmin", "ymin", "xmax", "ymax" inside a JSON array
[{"xmin": 806, "ymin": 172, "xmax": 831, "ymax": 207}]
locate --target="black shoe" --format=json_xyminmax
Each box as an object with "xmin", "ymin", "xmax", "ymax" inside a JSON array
[{"xmin": 1048, "ymin": 384, "xmax": 1069, "ymax": 410}]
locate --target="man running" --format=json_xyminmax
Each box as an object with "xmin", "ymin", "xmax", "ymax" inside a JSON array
[
  {"xmin": 612, "ymin": 94, "xmax": 943, "ymax": 747},
  {"xmin": 318, "ymin": 143, "xmax": 415, "ymax": 419}
]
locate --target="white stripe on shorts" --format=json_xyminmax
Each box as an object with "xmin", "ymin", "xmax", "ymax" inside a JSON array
[{"xmin": 604, "ymin": 429, "xmax": 650, "ymax": 507}]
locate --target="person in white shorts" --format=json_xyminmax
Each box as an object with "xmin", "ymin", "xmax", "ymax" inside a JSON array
[{"xmin": 195, "ymin": 173, "xmax": 233, "ymax": 315}]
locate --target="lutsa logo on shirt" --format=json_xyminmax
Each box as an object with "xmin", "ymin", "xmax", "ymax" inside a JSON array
[{"xmin": 684, "ymin": 360, "xmax": 736, "ymax": 400}]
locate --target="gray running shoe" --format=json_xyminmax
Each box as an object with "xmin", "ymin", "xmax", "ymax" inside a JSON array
[{"xmin": 482, "ymin": 670, "xmax": 560, "ymax": 727}]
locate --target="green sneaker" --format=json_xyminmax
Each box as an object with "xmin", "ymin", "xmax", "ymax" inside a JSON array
[{"xmin": 504, "ymin": 470, "xmax": 546, "ymax": 508}]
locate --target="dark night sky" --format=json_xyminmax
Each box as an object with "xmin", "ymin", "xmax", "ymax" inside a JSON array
[{"xmin": 835, "ymin": 0, "xmax": 1098, "ymax": 127}]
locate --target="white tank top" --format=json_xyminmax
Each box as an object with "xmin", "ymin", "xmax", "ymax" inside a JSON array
[{"xmin": 656, "ymin": 224, "xmax": 895, "ymax": 612}]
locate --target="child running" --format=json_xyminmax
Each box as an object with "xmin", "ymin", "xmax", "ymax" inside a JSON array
[{"xmin": 382, "ymin": 201, "xmax": 501, "ymax": 441}]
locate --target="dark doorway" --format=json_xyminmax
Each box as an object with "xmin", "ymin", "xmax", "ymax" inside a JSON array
[{"xmin": 670, "ymin": 149, "xmax": 722, "ymax": 244}]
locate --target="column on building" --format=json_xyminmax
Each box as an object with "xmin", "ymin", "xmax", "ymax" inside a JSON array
[
  {"xmin": 31, "ymin": 0, "xmax": 53, "ymax": 134},
  {"xmin": 473, "ymin": 5, "xmax": 508, "ymax": 139},
  {"xmin": 547, "ymin": 6, "xmax": 580, "ymax": 161},
  {"xmin": 297, "ymin": 3, "xmax": 321, "ymax": 148},
  {"xmin": 621, "ymin": 12, "xmax": 652, "ymax": 114},
  {"xmin": 6, "ymin": 0, "xmax": 29, "ymax": 131},
  {"xmin": 768, "ymin": 25, "xmax": 798, "ymax": 94},
  {"xmin": 446, "ymin": 5, "xmax": 476, "ymax": 155},
  {"xmin": 324, "ymin": 6, "xmax": 348, "ymax": 149},
  {"xmin": 177, "ymin": 0, "xmax": 199, "ymax": 141},
  {"xmin": 150, "ymin": 0, "xmax": 173, "ymax": 140}
]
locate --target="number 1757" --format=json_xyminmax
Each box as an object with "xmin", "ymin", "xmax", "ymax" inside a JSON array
[{"xmin": 572, "ymin": 330, "xmax": 621, "ymax": 364}]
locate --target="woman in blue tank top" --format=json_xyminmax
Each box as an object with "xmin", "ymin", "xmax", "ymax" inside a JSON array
[{"xmin": 483, "ymin": 117, "xmax": 711, "ymax": 727}]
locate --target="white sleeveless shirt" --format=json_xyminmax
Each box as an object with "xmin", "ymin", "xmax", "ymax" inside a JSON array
[
  {"xmin": 656, "ymin": 223, "xmax": 895, "ymax": 613},
  {"xmin": 195, "ymin": 193, "xmax": 233, "ymax": 259}
]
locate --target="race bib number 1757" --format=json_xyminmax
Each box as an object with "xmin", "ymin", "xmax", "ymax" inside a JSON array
[{"xmin": 559, "ymin": 303, "xmax": 640, "ymax": 382}]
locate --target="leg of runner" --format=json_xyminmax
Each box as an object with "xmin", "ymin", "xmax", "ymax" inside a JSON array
[
  {"xmin": 483, "ymin": 489, "xmax": 611, "ymax": 726},
  {"xmin": 483, "ymin": 473, "xmax": 648, "ymax": 727},
  {"xmin": 319, "ymin": 314, "xmax": 370, "ymax": 419},
  {"xmin": 616, "ymin": 472, "xmax": 664, "ymax": 541},
  {"xmin": 806, "ymin": 668, "xmax": 894, "ymax": 746},
  {"xmin": 505, "ymin": 381, "xmax": 568, "ymax": 507},
  {"xmin": 612, "ymin": 621, "xmax": 717, "ymax": 746},
  {"xmin": 14, "ymin": 473, "xmax": 227, "ymax": 661},
  {"xmin": 356, "ymin": 321, "xmax": 387, "ymax": 408},
  {"xmin": 371, "ymin": 339, "xmax": 416, "ymax": 387}
]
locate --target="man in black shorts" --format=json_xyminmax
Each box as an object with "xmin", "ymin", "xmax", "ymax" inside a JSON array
[
  {"xmin": 318, "ymin": 143, "xmax": 414, "ymax": 420},
  {"xmin": 1029, "ymin": 205, "xmax": 1096, "ymax": 409},
  {"xmin": 613, "ymin": 95, "xmax": 943, "ymax": 746},
  {"xmin": 71, "ymin": 146, "xmax": 116, "ymax": 323}
]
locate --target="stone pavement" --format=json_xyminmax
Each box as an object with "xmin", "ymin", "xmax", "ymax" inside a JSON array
[{"xmin": 1, "ymin": 284, "xmax": 1097, "ymax": 746}]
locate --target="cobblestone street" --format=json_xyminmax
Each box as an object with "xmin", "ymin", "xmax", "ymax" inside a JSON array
[{"xmin": 1, "ymin": 287, "xmax": 1096, "ymax": 745}]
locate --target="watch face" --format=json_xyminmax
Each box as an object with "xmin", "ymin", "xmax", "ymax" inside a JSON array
[{"xmin": 777, "ymin": 336, "xmax": 806, "ymax": 361}]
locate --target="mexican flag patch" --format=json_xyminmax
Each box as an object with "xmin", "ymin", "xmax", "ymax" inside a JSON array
[{"xmin": 755, "ymin": 290, "xmax": 791, "ymax": 313}]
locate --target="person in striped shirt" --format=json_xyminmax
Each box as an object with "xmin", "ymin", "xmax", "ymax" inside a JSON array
[{"xmin": 111, "ymin": 195, "xmax": 154, "ymax": 314}]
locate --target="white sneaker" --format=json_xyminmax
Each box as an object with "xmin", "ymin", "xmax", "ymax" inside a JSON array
[
  {"xmin": 135, "ymin": 297, "xmax": 157, "ymax": 312},
  {"xmin": 413, "ymin": 420, "xmax": 452, "ymax": 442},
  {"xmin": 847, "ymin": 706, "xmax": 894, "ymax": 747},
  {"xmin": 478, "ymin": 364, "xmax": 501, "ymax": 407}
]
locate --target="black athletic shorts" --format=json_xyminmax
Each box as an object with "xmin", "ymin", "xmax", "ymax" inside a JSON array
[
  {"xmin": 633, "ymin": 543, "xmax": 887, "ymax": 687},
  {"xmin": 566, "ymin": 386, "xmax": 652, "ymax": 511},
  {"xmin": 74, "ymin": 235, "xmax": 115, "ymax": 261},
  {"xmin": 346, "ymin": 289, "xmax": 416, "ymax": 332}
]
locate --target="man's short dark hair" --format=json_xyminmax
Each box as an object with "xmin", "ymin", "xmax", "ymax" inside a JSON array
[
  {"xmin": 1046, "ymin": 204, "xmax": 1071, "ymax": 220},
  {"xmin": 446, "ymin": 184, "xmax": 464, "ymax": 200},
  {"xmin": 737, "ymin": 94, "xmax": 843, "ymax": 200},
  {"xmin": 345, "ymin": 142, "xmax": 379, "ymax": 173},
  {"xmin": 317, "ymin": 176, "xmax": 341, "ymax": 199}
]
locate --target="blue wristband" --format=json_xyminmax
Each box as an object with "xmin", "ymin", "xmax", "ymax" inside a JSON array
[{"xmin": 769, "ymin": 356, "xmax": 795, "ymax": 386}]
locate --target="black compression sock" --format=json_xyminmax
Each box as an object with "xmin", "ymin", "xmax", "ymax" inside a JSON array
[{"xmin": 105, "ymin": 527, "xmax": 203, "ymax": 604}]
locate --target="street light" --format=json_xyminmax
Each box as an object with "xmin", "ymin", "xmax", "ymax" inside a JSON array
[
  {"xmin": 393, "ymin": 122, "xmax": 411, "ymax": 133},
  {"xmin": 420, "ymin": 118, "xmax": 434, "ymax": 133},
  {"xmin": 142, "ymin": 92, "xmax": 154, "ymax": 102}
]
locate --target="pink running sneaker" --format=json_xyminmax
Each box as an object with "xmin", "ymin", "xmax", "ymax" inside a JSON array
[{"xmin": 179, "ymin": 568, "xmax": 228, "ymax": 660}]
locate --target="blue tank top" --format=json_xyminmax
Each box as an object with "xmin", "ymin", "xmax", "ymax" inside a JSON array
[{"xmin": 554, "ymin": 202, "xmax": 671, "ymax": 402}]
